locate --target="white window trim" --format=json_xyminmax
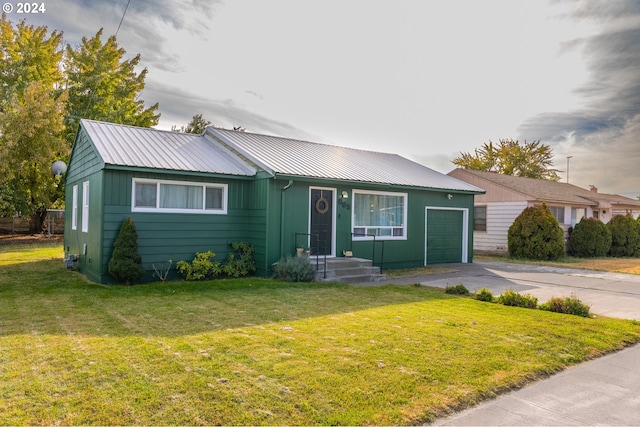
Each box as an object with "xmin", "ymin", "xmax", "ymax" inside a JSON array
[
  {"xmin": 82, "ymin": 181, "xmax": 89, "ymax": 233},
  {"xmin": 131, "ymin": 178, "xmax": 228, "ymax": 214},
  {"xmin": 71, "ymin": 185, "xmax": 78, "ymax": 230},
  {"xmin": 352, "ymin": 189, "xmax": 408, "ymax": 241}
]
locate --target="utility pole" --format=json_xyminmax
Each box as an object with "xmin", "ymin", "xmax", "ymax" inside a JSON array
[{"xmin": 566, "ymin": 156, "xmax": 573, "ymax": 183}]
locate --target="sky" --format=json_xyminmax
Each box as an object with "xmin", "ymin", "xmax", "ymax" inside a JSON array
[{"xmin": 15, "ymin": 0, "xmax": 640, "ymax": 198}]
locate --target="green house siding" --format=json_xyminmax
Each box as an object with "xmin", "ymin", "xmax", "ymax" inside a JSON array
[
  {"xmin": 97, "ymin": 170, "xmax": 269, "ymax": 283},
  {"xmin": 64, "ymin": 123, "xmax": 479, "ymax": 284},
  {"xmin": 262, "ymin": 178, "xmax": 476, "ymax": 271}
]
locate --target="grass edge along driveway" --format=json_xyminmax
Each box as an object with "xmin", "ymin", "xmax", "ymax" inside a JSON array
[{"xmin": 1, "ymin": 243, "xmax": 640, "ymax": 425}]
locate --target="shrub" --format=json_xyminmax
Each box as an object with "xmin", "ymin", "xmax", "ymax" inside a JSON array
[
  {"xmin": 176, "ymin": 251, "xmax": 221, "ymax": 280},
  {"xmin": 508, "ymin": 204, "xmax": 565, "ymax": 260},
  {"xmin": 273, "ymin": 256, "xmax": 315, "ymax": 282},
  {"xmin": 496, "ymin": 289, "xmax": 538, "ymax": 309},
  {"xmin": 607, "ymin": 214, "xmax": 640, "ymax": 257},
  {"xmin": 222, "ymin": 242, "xmax": 257, "ymax": 278},
  {"xmin": 569, "ymin": 217, "xmax": 611, "ymax": 257},
  {"xmin": 108, "ymin": 217, "xmax": 145, "ymax": 285},
  {"xmin": 540, "ymin": 294, "xmax": 591, "ymax": 317},
  {"xmin": 474, "ymin": 288, "xmax": 495, "ymax": 302},
  {"xmin": 445, "ymin": 284, "xmax": 469, "ymax": 295}
]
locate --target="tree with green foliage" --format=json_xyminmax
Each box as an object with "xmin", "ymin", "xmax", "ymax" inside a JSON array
[
  {"xmin": 108, "ymin": 217, "xmax": 145, "ymax": 285},
  {"xmin": 508, "ymin": 204, "xmax": 565, "ymax": 260},
  {"xmin": 0, "ymin": 15, "xmax": 67, "ymax": 230},
  {"xmin": 453, "ymin": 139, "xmax": 560, "ymax": 181},
  {"xmin": 0, "ymin": 82, "xmax": 67, "ymax": 229},
  {"xmin": 0, "ymin": 15, "xmax": 160, "ymax": 231},
  {"xmin": 63, "ymin": 28, "xmax": 160, "ymax": 145},
  {"xmin": 568, "ymin": 217, "xmax": 611, "ymax": 257},
  {"xmin": 607, "ymin": 214, "xmax": 640, "ymax": 257},
  {"xmin": 171, "ymin": 114, "xmax": 214, "ymax": 134}
]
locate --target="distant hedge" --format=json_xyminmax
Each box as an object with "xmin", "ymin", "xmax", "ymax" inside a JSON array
[
  {"xmin": 569, "ymin": 217, "xmax": 611, "ymax": 257},
  {"xmin": 508, "ymin": 204, "xmax": 565, "ymax": 261}
]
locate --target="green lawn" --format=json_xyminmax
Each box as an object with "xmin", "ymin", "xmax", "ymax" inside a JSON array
[{"xmin": 1, "ymin": 243, "xmax": 640, "ymax": 425}]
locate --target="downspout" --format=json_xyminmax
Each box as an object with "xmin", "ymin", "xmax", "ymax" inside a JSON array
[{"xmin": 280, "ymin": 179, "xmax": 294, "ymax": 256}]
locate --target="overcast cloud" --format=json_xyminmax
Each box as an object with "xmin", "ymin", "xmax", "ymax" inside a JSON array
[{"xmin": 14, "ymin": 0, "xmax": 640, "ymax": 198}]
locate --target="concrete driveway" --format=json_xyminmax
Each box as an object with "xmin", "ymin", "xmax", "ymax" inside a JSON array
[
  {"xmin": 382, "ymin": 260, "xmax": 640, "ymax": 320},
  {"xmin": 378, "ymin": 260, "xmax": 640, "ymax": 426}
]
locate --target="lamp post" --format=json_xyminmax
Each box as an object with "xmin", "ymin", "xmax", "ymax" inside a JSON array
[{"xmin": 566, "ymin": 156, "xmax": 573, "ymax": 183}]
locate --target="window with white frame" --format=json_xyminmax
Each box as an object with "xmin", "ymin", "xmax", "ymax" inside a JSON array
[
  {"xmin": 132, "ymin": 178, "xmax": 227, "ymax": 214},
  {"xmin": 72, "ymin": 185, "xmax": 78, "ymax": 230},
  {"xmin": 548, "ymin": 206, "xmax": 565, "ymax": 224},
  {"xmin": 82, "ymin": 181, "xmax": 89, "ymax": 232},
  {"xmin": 352, "ymin": 190, "xmax": 407, "ymax": 239}
]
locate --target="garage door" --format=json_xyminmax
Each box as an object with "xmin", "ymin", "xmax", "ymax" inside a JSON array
[{"xmin": 425, "ymin": 208, "xmax": 467, "ymax": 264}]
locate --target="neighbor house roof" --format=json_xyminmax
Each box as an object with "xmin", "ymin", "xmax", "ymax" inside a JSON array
[
  {"xmin": 449, "ymin": 169, "xmax": 640, "ymax": 208},
  {"xmin": 80, "ymin": 119, "xmax": 257, "ymax": 176},
  {"xmin": 207, "ymin": 128, "xmax": 484, "ymax": 192}
]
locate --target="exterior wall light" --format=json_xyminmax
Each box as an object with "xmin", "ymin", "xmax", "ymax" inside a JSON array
[
  {"xmin": 447, "ymin": 193, "xmax": 453, "ymax": 200},
  {"xmin": 341, "ymin": 191, "xmax": 349, "ymax": 199}
]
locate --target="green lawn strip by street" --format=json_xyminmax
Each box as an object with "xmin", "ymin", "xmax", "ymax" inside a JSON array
[{"xmin": 1, "ymin": 244, "xmax": 639, "ymax": 425}]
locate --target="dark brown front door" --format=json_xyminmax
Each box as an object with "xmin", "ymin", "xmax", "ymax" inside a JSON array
[{"xmin": 310, "ymin": 188, "xmax": 333, "ymax": 256}]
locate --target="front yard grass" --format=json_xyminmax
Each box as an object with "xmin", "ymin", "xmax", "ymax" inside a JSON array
[{"xmin": 2, "ymin": 243, "xmax": 640, "ymax": 425}]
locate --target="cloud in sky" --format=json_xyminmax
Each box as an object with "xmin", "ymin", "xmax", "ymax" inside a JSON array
[{"xmin": 12, "ymin": 0, "xmax": 640, "ymax": 197}]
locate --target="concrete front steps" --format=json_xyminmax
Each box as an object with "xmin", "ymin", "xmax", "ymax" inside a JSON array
[{"xmin": 313, "ymin": 257, "xmax": 387, "ymax": 283}]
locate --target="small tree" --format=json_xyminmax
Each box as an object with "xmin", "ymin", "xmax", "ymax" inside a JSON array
[
  {"xmin": 607, "ymin": 214, "xmax": 640, "ymax": 257},
  {"xmin": 508, "ymin": 204, "xmax": 565, "ymax": 260},
  {"xmin": 108, "ymin": 217, "xmax": 145, "ymax": 285},
  {"xmin": 569, "ymin": 217, "xmax": 612, "ymax": 257}
]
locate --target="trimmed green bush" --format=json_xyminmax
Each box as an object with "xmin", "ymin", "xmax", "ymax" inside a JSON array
[
  {"xmin": 473, "ymin": 288, "xmax": 494, "ymax": 302},
  {"xmin": 273, "ymin": 256, "xmax": 315, "ymax": 282},
  {"xmin": 497, "ymin": 289, "xmax": 538, "ymax": 309},
  {"xmin": 539, "ymin": 294, "xmax": 591, "ymax": 317},
  {"xmin": 108, "ymin": 217, "xmax": 145, "ymax": 285},
  {"xmin": 607, "ymin": 214, "xmax": 640, "ymax": 257},
  {"xmin": 569, "ymin": 217, "xmax": 612, "ymax": 257},
  {"xmin": 445, "ymin": 284, "xmax": 469, "ymax": 295},
  {"xmin": 508, "ymin": 204, "xmax": 565, "ymax": 260},
  {"xmin": 176, "ymin": 251, "xmax": 221, "ymax": 280}
]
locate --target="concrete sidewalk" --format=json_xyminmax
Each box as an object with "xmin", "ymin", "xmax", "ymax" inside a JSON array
[
  {"xmin": 431, "ymin": 343, "xmax": 640, "ymax": 426},
  {"xmin": 358, "ymin": 260, "xmax": 640, "ymax": 426}
]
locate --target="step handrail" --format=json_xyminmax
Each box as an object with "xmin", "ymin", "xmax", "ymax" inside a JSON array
[
  {"xmin": 294, "ymin": 232, "xmax": 327, "ymax": 278},
  {"xmin": 350, "ymin": 232, "xmax": 385, "ymax": 273}
]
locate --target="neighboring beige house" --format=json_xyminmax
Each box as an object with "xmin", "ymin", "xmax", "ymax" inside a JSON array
[{"xmin": 449, "ymin": 168, "xmax": 640, "ymax": 253}]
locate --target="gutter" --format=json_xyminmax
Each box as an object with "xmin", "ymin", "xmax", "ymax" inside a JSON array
[{"xmin": 280, "ymin": 179, "xmax": 294, "ymax": 256}]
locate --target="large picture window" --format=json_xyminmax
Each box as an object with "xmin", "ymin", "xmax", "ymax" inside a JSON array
[
  {"xmin": 352, "ymin": 190, "xmax": 407, "ymax": 239},
  {"xmin": 132, "ymin": 179, "xmax": 228, "ymax": 214}
]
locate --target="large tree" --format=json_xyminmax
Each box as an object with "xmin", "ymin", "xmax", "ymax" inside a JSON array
[
  {"xmin": 0, "ymin": 15, "xmax": 67, "ymax": 230},
  {"xmin": 452, "ymin": 139, "xmax": 560, "ymax": 181},
  {"xmin": 64, "ymin": 28, "xmax": 160, "ymax": 145},
  {"xmin": 0, "ymin": 82, "xmax": 67, "ymax": 229},
  {"xmin": 0, "ymin": 16, "xmax": 161, "ymax": 231}
]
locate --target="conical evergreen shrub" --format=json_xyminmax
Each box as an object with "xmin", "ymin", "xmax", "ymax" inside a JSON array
[
  {"xmin": 607, "ymin": 214, "xmax": 640, "ymax": 257},
  {"xmin": 569, "ymin": 217, "xmax": 611, "ymax": 257},
  {"xmin": 508, "ymin": 204, "xmax": 565, "ymax": 260},
  {"xmin": 108, "ymin": 217, "xmax": 145, "ymax": 285}
]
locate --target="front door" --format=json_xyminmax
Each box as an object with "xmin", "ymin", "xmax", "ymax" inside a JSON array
[{"xmin": 310, "ymin": 188, "xmax": 334, "ymax": 256}]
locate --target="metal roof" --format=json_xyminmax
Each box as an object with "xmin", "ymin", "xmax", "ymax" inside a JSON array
[
  {"xmin": 207, "ymin": 128, "xmax": 484, "ymax": 192},
  {"xmin": 80, "ymin": 120, "xmax": 256, "ymax": 176}
]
